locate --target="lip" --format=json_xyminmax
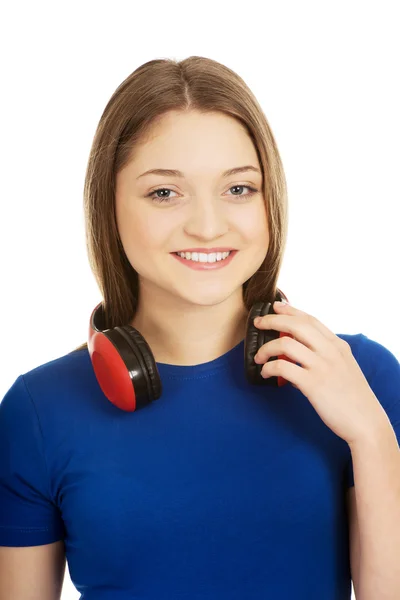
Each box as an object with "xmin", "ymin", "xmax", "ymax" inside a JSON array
[
  {"xmin": 171, "ymin": 249, "xmax": 238, "ymax": 270},
  {"xmin": 172, "ymin": 247, "xmax": 236, "ymax": 253}
]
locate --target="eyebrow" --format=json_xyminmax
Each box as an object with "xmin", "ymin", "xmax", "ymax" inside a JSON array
[{"xmin": 136, "ymin": 165, "xmax": 262, "ymax": 180}]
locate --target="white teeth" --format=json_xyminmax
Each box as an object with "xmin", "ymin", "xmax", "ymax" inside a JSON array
[{"xmin": 176, "ymin": 251, "xmax": 232, "ymax": 263}]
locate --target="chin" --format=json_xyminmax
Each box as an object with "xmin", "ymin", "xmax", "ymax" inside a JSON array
[{"xmin": 171, "ymin": 283, "xmax": 243, "ymax": 308}]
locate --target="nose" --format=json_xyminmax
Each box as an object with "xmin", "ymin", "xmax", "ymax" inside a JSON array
[{"xmin": 183, "ymin": 196, "xmax": 229, "ymax": 241}]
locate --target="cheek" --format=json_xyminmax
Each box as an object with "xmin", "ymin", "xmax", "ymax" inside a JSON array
[
  {"xmin": 117, "ymin": 205, "xmax": 172, "ymax": 257},
  {"xmin": 233, "ymin": 203, "xmax": 268, "ymax": 241},
  {"xmin": 240, "ymin": 206, "xmax": 269, "ymax": 263}
]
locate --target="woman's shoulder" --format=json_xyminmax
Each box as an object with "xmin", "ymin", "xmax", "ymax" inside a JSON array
[
  {"xmin": 5, "ymin": 347, "xmax": 97, "ymax": 419},
  {"xmin": 23, "ymin": 346, "xmax": 92, "ymax": 388},
  {"xmin": 337, "ymin": 332, "xmax": 399, "ymax": 375},
  {"xmin": 337, "ymin": 332, "xmax": 400, "ymax": 422}
]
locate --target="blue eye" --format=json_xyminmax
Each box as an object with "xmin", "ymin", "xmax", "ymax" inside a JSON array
[{"xmin": 146, "ymin": 185, "xmax": 258, "ymax": 204}]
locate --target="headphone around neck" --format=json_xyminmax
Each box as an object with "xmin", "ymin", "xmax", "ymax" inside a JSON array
[{"xmin": 88, "ymin": 289, "xmax": 295, "ymax": 412}]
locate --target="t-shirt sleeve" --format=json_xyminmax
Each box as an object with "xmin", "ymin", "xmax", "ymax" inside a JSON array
[
  {"xmin": 346, "ymin": 334, "xmax": 400, "ymax": 487},
  {"xmin": 0, "ymin": 374, "xmax": 65, "ymax": 546}
]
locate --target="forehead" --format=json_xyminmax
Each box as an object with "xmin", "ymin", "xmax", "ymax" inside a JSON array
[{"xmin": 126, "ymin": 111, "xmax": 260, "ymax": 177}]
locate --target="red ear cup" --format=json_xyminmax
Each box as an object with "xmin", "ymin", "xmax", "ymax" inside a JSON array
[
  {"xmin": 244, "ymin": 296, "xmax": 296, "ymax": 387},
  {"xmin": 88, "ymin": 303, "xmax": 161, "ymax": 412}
]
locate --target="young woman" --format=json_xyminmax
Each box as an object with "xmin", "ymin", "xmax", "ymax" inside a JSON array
[{"xmin": 1, "ymin": 56, "xmax": 399, "ymax": 600}]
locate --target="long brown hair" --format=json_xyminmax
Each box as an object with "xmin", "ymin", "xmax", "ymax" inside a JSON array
[{"xmin": 73, "ymin": 56, "xmax": 289, "ymax": 353}]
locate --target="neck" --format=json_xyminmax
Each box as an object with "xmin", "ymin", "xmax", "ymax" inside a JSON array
[{"xmin": 130, "ymin": 287, "xmax": 248, "ymax": 366}]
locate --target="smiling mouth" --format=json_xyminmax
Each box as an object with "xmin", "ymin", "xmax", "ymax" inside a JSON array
[
  {"xmin": 171, "ymin": 250, "xmax": 238, "ymax": 270},
  {"xmin": 173, "ymin": 250, "xmax": 234, "ymax": 263}
]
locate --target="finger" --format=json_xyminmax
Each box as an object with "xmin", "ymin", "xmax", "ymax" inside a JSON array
[
  {"xmin": 254, "ymin": 312, "xmax": 328, "ymax": 354},
  {"xmin": 254, "ymin": 336, "xmax": 315, "ymax": 369},
  {"xmin": 260, "ymin": 358, "xmax": 307, "ymax": 391},
  {"xmin": 271, "ymin": 300, "xmax": 342, "ymax": 347}
]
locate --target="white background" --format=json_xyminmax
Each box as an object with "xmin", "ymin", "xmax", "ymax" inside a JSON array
[{"xmin": 1, "ymin": 1, "xmax": 399, "ymax": 598}]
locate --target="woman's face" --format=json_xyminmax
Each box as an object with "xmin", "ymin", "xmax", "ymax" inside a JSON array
[{"xmin": 115, "ymin": 110, "xmax": 269, "ymax": 309}]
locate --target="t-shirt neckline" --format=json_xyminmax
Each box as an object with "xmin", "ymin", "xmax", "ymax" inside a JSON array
[{"xmin": 156, "ymin": 338, "xmax": 245, "ymax": 378}]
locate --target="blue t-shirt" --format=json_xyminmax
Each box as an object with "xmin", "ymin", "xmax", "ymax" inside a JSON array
[{"xmin": 1, "ymin": 332, "xmax": 399, "ymax": 600}]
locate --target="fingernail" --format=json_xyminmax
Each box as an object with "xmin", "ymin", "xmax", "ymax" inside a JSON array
[{"xmin": 254, "ymin": 316, "xmax": 262, "ymax": 325}]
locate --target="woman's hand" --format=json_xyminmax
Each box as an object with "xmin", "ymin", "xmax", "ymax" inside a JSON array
[{"xmin": 253, "ymin": 300, "xmax": 388, "ymax": 445}]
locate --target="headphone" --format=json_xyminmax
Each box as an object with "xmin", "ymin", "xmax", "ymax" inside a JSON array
[{"xmin": 88, "ymin": 289, "xmax": 296, "ymax": 412}]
